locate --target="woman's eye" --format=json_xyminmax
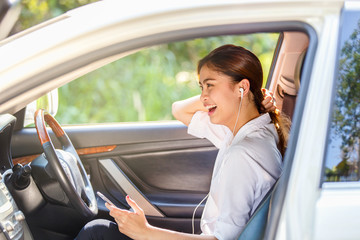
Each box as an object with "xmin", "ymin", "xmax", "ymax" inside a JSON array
[{"xmin": 199, "ymin": 83, "xmax": 212, "ymax": 90}]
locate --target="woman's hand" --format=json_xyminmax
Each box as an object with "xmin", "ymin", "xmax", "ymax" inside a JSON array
[
  {"xmin": 261, "ymin": 88, "xmax": 277, "ymax": 113},
  {"xmin": 106, "ymin": 196, "xmax": 217, "ymax": 240},
  {"xmin": 106, "ymin": 195, "xmax": 151, "ymax": 239}
]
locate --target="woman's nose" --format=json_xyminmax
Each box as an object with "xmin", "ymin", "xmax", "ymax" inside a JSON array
[{"xmin": 200, "ymin": 90, "xmax": 208, "ymax": 102}]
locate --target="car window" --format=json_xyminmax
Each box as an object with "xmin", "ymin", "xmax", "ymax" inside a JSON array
[
  {"xmin": 44, "ymin": 34, "xmax": 279, "ymax": 125},
  {"xmin": 323, "ymin": 10, "xmax": 360, "ymax": 182}
]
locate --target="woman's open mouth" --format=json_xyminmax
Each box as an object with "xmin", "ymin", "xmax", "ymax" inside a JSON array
[{"xmin": 206, "ymin": 105, "xmax": 217, "ymax": 115}]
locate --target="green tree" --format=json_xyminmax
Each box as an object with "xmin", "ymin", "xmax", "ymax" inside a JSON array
[
  {"xmin": 15, "ymin": 0, "xmax": 97, "ymax": 32},
  {"xmin": 56, "ymin": 34, "xmax": 279, "ymax": 124},
  {"xmin": 332, "ymin": 19, "xmax": 360, "ymax": 180}
]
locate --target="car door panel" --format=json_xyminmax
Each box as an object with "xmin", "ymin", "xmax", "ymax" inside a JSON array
[
  {"xmin": 11, "ymin": 121, "xmax": 217, "ymax": 233},
  {"xmin": 97, "ymin": 147, "xmax": 217, "ymax": 214}
]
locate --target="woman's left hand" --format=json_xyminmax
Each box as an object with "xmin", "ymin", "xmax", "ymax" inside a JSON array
[
  {"xmin": 106, "ymin": 195, "xmax": 151, "ymax": 239},
  {"xmin": 261, "ymin": 88, "xmax": 277, "ymax": 113}
]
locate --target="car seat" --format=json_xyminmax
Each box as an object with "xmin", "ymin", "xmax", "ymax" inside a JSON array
[
  {"xmin": 276, "ymin": 48, "xmax": 307, "ymax": 120},
  {"xmin": 237, "ymin": 179, "xmax": 279, "ymax": 240}
]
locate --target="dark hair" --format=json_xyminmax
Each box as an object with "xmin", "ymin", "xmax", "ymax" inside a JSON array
[{"xmin": 198, "ymin": 44, "xmax": 290, "ymax": 156}]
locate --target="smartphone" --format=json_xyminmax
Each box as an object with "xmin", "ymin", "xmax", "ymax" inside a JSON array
[{"xmin": 96, "ymin": 191, "xmax": 117, "ymax": 207}]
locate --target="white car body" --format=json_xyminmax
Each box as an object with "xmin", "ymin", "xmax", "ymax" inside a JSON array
[{"xmin": 0, "ymin": 0, "xmax": 358, "ymax": 239}]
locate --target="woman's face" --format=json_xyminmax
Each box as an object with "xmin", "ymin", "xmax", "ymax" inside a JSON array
[{"xmin": 199, "ymin": 65, "xmax": 240, "ymax": 129}]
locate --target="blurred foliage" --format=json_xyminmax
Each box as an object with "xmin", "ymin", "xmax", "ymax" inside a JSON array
[
  {"xmin": 16, "ymin": 0, "xmax": 98, "ymax": 31},
  {"xmin": 56, "ymin": 34, "xmax": 279, "ymax": 124},
  {"xmin": 17, "ymin": 1, "xmax": 279, "ymax": 125}
]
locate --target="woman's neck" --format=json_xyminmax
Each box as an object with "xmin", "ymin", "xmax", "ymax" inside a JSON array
[{"xmin": 232, "ymin": 101, "xmax": 260, "ymax": 136}]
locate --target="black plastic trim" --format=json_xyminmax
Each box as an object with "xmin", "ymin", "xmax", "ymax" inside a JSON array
[
  {"xmin": 266, "ymin": 32, "xmax": 284, "ymax": 89},
  {"xmin": 0, "ymin": 114, "xmax": 16, "ymax": 172},
  {"xmin": 13, "ymin": 108, "xmax": 25, "ymax": 131}
]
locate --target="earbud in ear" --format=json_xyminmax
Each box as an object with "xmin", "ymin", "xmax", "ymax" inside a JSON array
[{"xmin": 239, "ymin": 88, "xmax": 244, "ymax": 98}]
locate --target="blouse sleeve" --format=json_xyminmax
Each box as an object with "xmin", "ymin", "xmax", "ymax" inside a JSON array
[{"xmin": 187, "ymin": 111, "xmax": 229, "ymax": 149}]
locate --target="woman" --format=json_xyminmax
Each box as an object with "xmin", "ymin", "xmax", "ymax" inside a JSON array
[{"xmin": 76, "ymin": 44, "xmax": 289, "ymax": 240}]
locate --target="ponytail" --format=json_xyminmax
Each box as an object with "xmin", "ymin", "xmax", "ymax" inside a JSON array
[
  {"xmin": 268, "ymin": 111, "xmax": 291, "ymax": 157},
  {"xmin": 253, "ymin": 88, "xmax": 290, "ymax": 157}
]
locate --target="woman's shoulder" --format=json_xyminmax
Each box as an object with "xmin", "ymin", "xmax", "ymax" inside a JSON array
[
  {"xmin": 233, "ymin": 122, "xmax": 279, "ymax": 153},
  {"xmin": 228, "ymin": 133, "xmax": 282, "ymax": 177},
  {"xmin": 235, "ymin": 114, "xmax": 279, "ymax": 144},
  {"xmin": 228, "ymin": 138, "xmax": 280, "ymax": 163}
]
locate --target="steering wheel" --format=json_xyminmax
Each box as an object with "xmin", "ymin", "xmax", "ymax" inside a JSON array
[{"xmin": 34, "ymin": 109, "xmax": 98, "ymax": 218}]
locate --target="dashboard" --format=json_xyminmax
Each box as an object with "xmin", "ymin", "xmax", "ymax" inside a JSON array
[{"xmin": 0, "ymin": 114, "xmax": 33, "ymax": 240}]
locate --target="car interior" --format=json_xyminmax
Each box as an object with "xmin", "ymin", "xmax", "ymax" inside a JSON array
[{"xmin": 0, "ymin": 28, "xmax": 311, "ymax": 240}]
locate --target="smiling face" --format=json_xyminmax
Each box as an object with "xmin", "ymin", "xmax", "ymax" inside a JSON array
[{"xmin": 199, "ymin": 65, "xmax": 240, "ymax": 129}]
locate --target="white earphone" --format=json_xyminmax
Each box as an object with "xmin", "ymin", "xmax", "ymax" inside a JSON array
[{"xmin": 239, "ymin": 87, "xmax": 244, "ymax": 98}]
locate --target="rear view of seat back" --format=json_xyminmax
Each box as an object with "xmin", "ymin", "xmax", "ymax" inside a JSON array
[
  {"xmin": 275, "ymin": 48, "xmax": 307, "ymax": 120},
  {"xmin": 237, "ymin": 180, "xmax": 279, "ymax": 240}
]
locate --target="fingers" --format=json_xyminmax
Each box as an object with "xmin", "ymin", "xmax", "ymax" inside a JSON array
[
  {"xmin": 262, "ymin": 95, "xmax": 271, "ymax": 104},
  {"xmin": 263, "ymin": 90, "xmax": 275, "ymax": 106},
  {"xmin": 106, "ymin": 203, "xmax": 126, "ymax": 218},
  {"xmin": 105, "ymin": 196, "xmax": 144, "ymax": 219},
  {"xmin": 262, "ymin": 88, "xmax": 273, "ymax": 97},
  {"xmin": 126, "ymin": 195, "xmax": 143, "ymax": 214},
  {"xmin": 105, "ymin": 202, "xmax": 114, "ymax": 210},
  {"xmin": 107, "ymin": 203, "xmax": 133, "ymax": 233},
  {"xmin": 266, "ymin": 105, "xmax": 277, "ymax": 112},
  {"xmin": 262, "ymin": 95, "xmax": 275, "ymax": 109},
  {"xmin": 262, "ymin": 88, "xmax": 274, "ymax": 100},
  {"xmin": 105, "ymin": 196, "xmax": 149, "ymax": 239},
  {"xmin": 261, "ymin": 88, "xmax": 267, "ymax": 95},
  {"xmin": 261, "ymin": 88, "xmax": 278, "ymax": 113}
]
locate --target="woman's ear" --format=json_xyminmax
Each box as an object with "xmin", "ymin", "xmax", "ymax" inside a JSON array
[{"xmin": 237, "ymin": 79, "xmax": 250, "ymax": 97}]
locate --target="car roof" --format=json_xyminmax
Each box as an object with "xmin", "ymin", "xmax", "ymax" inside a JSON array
[{"xmin": 0, "ymin": 0, "xmax": 344, "ymax": 114}]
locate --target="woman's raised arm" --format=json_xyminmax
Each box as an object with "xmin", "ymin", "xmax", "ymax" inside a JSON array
[{"xmin": 172, "ymin": 95, "xmax": 207, "ymax": 126}]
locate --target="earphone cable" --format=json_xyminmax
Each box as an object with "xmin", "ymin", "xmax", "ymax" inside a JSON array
[
  {"xmin": 192, "ymin": 90, "xmax": 242, "ymax": 234},
  {"xmin": 192, "ymin": 193, "xmax": 209, "ymax": 234},
  {"xmin": 232, "ymin": 93, "xmax": 243, "ymax": 136}
]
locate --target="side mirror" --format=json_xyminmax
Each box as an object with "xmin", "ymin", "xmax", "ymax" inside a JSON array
[{"xmin": 24, "ymin": 89, "xmax": 58, "ymax": 127}]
